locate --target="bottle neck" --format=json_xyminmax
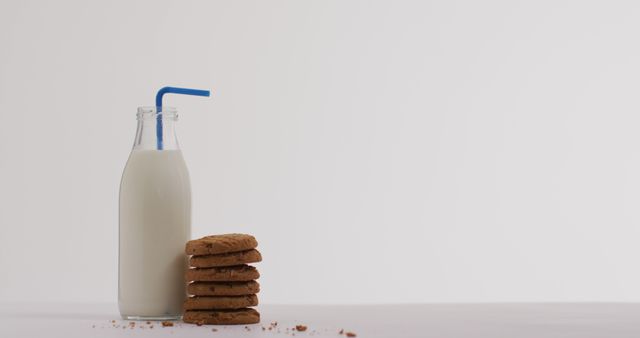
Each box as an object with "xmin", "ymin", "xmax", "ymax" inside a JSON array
[{"xmin": 133, "ymin": 107, "xmax": 180, "ymax": 151}]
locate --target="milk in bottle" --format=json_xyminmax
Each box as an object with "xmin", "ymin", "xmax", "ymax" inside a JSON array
[{"xmin": 119, "ymin": 106, "xmax": 190, "ymax": 320}]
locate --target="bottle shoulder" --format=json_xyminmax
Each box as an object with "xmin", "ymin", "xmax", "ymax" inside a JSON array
[{"xmin": 121, "ymin": 150, "xmax": 190, "ymax": 181}]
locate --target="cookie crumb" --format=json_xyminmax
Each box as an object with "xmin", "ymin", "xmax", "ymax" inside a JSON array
[
  {"xmin": 146, "ymin": 321, "xmax": 151, "ymax": 325},
  {"xmin": 162, "ymin": 321, "xmax": 174, "ymax": 327},
  {"xmin": 212, "ymin": 328, "xmax": 218, "ymax": 332},
  {"xmin": 346, "ymin": 332, "xmax": 357, "ymax": 337},
  {"xmin": 150, "ymin": 325, "xmax": 154, "ymax": 329},
  {"xmin": 111, "ymin": 320, "xmax": 116, "ymax": 323},
  {"xmin": 296, "ymin": 325, "xmax": 307, "ymax": 332},
  {"xmin": 339, "ymin": 329, "xmax": 344, "ymax": 335},
  {"xmin": 262, "ymin": 327, "xmax": 266, "ymax": 331}
]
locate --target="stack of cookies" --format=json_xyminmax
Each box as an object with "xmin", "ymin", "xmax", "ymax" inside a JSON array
[{"xmin": 183, "ymin": 234, "xmax": 262, "ymax": 325}]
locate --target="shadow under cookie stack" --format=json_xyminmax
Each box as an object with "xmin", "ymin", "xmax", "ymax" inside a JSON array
[{"xmin": 183, "ymin": 234, "xmax": 261, "ymax": 325}]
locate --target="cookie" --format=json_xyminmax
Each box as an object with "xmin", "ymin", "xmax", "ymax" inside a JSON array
[
  {"xmin": 190, "ymin": 249, "xmax": 262, "ymax": 268},
  {"xmin": 183, "ymin": 295, "xmax": 258, "ymax": 310},
  {"xmin": 185, "ymin": 265, "xmax": 260, "ymax": 282},
  {"xmin": 183, "ymin": 308, "xmax": 260, "ymax": 325},
  {"xmin": 186, "ymin": 234, "xmax": 258, "ymax": 256},
  {"xmin": 188, "ymin": 281, "xmax": 261, "ymax": 296}
]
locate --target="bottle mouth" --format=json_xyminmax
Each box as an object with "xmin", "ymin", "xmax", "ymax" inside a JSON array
[{"xmin": 137, "ymin": 106, "xmax": 178, "ymax": 120}]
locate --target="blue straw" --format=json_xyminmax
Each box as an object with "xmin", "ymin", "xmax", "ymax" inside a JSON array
[{"xmin": 155, "ymin": 86, "xmax": 211, "ymax": 150}]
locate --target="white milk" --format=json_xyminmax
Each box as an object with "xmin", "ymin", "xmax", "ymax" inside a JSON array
[{"xmin": 119, "ymin": 149, "xmax": 191, "ymax": 319}]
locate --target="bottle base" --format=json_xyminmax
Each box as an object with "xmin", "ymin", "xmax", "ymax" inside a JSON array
[{"xmin": 121, "ymin": 314, "xmax": 182, "ymax": 321}]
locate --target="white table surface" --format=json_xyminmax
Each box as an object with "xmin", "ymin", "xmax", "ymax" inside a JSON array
[{"xmin": 1, "ymin": 303, "xmax": 639, "ymax": 338}]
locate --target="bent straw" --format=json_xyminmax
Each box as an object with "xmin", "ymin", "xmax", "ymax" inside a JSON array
[{"xmin": 155, "ymin": 86, "xmax": 211, "ymax": 150}]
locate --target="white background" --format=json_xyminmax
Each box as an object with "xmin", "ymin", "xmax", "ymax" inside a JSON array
[{"xmin": 1, "ymin": 0, "xmax": 640, "ymax": 304}]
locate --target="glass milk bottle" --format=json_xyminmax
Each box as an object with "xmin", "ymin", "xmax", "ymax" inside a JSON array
[{"xmin": 119, "ymin": 106, "xmax": 191, "ymax": 320}]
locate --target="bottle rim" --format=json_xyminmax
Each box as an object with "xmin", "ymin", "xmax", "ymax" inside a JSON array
[{"xmin": 136, "ymin": 106, "xmax": 178, "ymax": 120}]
